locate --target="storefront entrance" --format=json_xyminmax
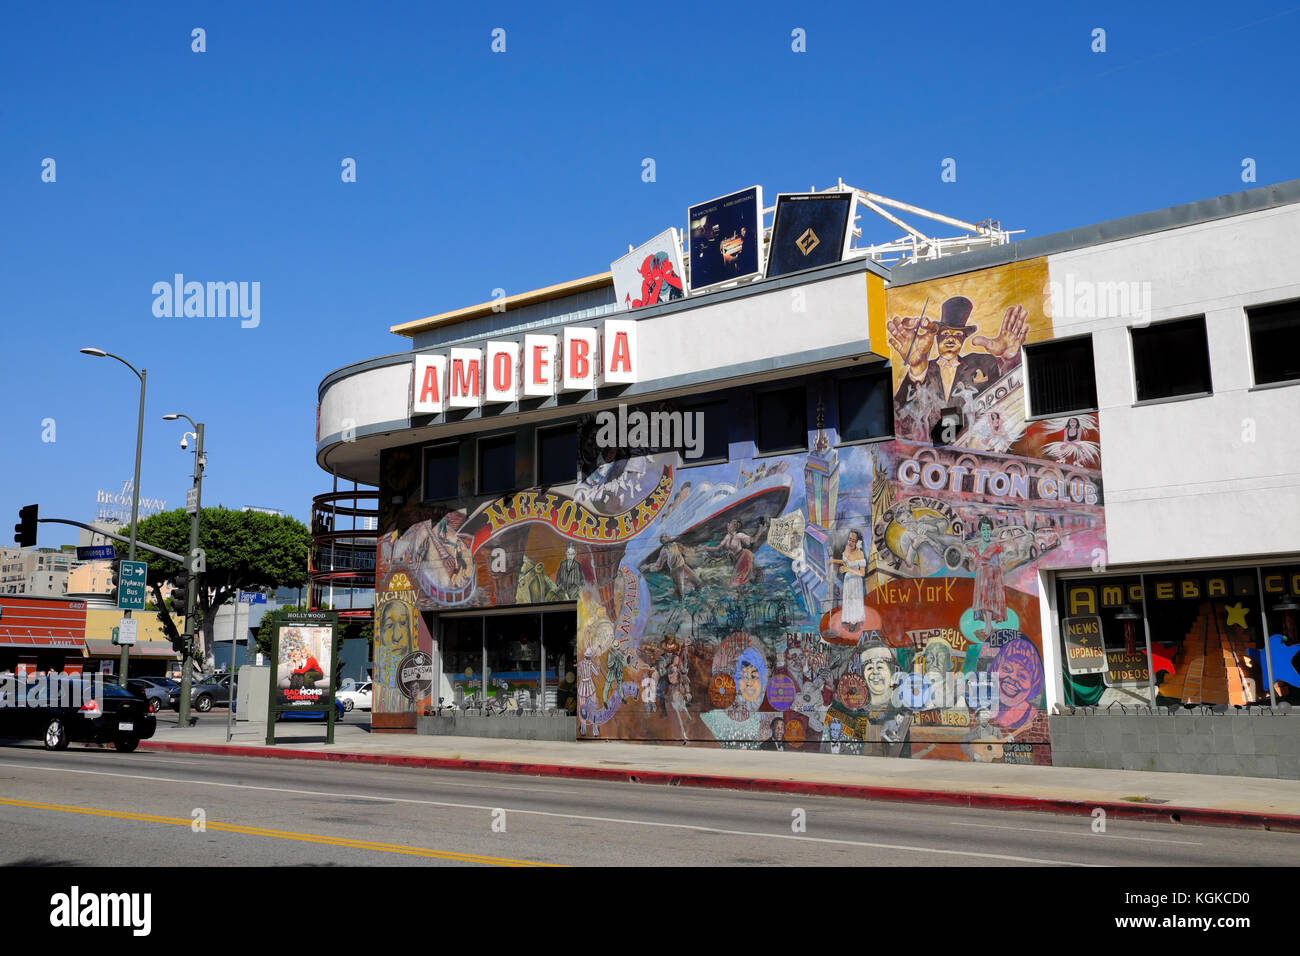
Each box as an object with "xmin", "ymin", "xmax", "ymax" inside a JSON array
[{"xmin": 436, "ymin": 605, "xmax": 576, "ymax": 716}]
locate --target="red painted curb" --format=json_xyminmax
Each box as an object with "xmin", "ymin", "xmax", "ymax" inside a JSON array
[{"xmin": 139, "ymin": 740, "xmax": 1300, "ymax": 833}]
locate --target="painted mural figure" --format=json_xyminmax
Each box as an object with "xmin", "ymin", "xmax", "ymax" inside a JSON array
[
  {"xmin": 642, "ymin": 534, "xmax": 701, "ymax": 600},
  {"xmin": 992, "ymin": 637, "xmax": 1045, "ymax": 732},
  {"xmin": 860, "ymin": 641, "xmax": 896, "ymax": 710},
  {"xmin": 667, "ymin": 646, "xmax": 693, "ymax": 740},
  {"xmin": 960, "ymin": 707, "xmax": 1007, "ymax": 762},
  {"xmin": 706, "ymin": 518, "xmax": 769, "ymax": 589},
  {"xmin": 555, "ymin": 544, "xmax": 585, "ymax": 600},
  {"xmin": 966, "ymin": 516, "xmax": 1009, "ymax": 641},
  {"xmin": 829, "ymin": 529, "xmax": 867, "ymax": 631},
  {"xmin": 577, "ymin": 647, "xmax": 599, "ymax": 737},
  {"xmin": 761, "ymin": 715, "xmax": 787, "ymax": 751},
  {"xmin": 641, "ymin": 669, "xmax": 656, "ymax": 712},
  {"xmin": 894, "ymin": 511, "xmax": 948, "ymax": 567},
  {"xmin": 731, "ymin": 648, "xmax": 766, "ymax": 721},
  {"xmin": 375, "ymin": 600, "xmax": 418, "ymax": 711},
  {"xmin": 969, "ymin": 410, "xmax": 1014, "ymax": 454},
  {"xmin": 887, "ymin": 296, "xmax": 1029, "ymax": 441},
  {"xmin": 633, "ymin": 251, "xmax": 684, "ymax": 308},
  {"xmin": 1041, "ymin": 414, "xmax": 1101, "ymax": 467},
  {"xmin": 516, "ymin": 556, "xmax": 560, "ymax": 604}
]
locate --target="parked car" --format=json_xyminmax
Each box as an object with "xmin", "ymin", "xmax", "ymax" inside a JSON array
[
  {"xmin": 168, "ymin": 673, "xmax": 234, "ymax": 713},
  {"xmin": 125, "ymin": 678, "xmax": 170, "ymax": 715},
  {"xmin": 336, "ymin": 681, "xmax": 373, "ymax": 712},
  {"xmin": 0, "ymin": 677, "xmax": 156, "ymax": 752}
]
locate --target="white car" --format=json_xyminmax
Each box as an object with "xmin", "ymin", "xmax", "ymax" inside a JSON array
[{"xmin": 336, "ymin": 681, "xmax": 373, "ymax": 712}]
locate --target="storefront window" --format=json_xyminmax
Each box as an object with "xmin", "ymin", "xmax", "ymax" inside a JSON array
[
  {"xmin": 438, "ymin": 610, "xmax": 576, "ymax": 714},
  {"xmin": 439, "ymin": 616, "xmax": 483, "ymax": 708},
  {"xmin": 1059, "ymin": 576, "xmax": 1151, "ymax": 707},
  {"xmin": 1146, "ymin": 572, "xmax": 1265, "ymax": 707},
  {"xmin": 1059, "ymin": 567, "xmax": 1290, "ymax": 709},
  {"xmin": 544, "ymin": 610, "xmax": 576, "ymax": 714}
]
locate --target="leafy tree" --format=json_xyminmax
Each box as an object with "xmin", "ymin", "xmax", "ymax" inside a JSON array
[{"xmin": 120, "ymin": 507, "xmax": 310, "ymax": 673}]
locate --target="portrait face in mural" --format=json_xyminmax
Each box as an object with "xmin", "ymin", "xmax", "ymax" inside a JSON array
[
  {"xmin": 379, "ymin": 600, "xmax": 416, "ymax": 659},
  {"xmin": 922, "ymin": 638, "xmax": 953, "ymax": 677},
  {"xmin": 860, "ymin": 642, "xmax": 895, "ymax": 705},
  {"xmin": 735, "ymin": 649, "xmax": 767, "ymax": 707},
  {"xmin": 994, "ymin": 638, "xmax": 1045, "ymax": 728}
]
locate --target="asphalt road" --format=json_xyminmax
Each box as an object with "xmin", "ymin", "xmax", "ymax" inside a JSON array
[{"xmin": 1, "ymin": 745, "xmax": 1299, "ymax": 867}]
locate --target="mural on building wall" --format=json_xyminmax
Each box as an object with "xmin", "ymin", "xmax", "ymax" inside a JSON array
[{"xmin": 374, "ymin": 257, "xmax": 1106, "ymax": 762}]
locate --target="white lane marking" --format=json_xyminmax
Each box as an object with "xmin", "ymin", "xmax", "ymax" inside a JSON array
[
  {"xmin": 948, "ymin": 820, "xmax": 1203, "ymax": 846},
  {"xmin": 0, "ymin": 750, "xmax": 585, "ymax": 796},
  {"xmin": 0, "ymin": 761, "xmax": 1094, "ymax": 866}
]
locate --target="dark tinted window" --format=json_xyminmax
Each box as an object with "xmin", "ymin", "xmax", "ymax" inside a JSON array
[
  {"xmin": 837, "ymin": 372, "xmax": 893, "ymax": 442},
  {"xmin": 754, "ymin": 387, "xmax": 807, "ymax": 453},
  {"xmin": 1132, "ymin": 317, "xmax": 1212, "ymax": 402},
  {"xmin": 682, "ymin": 399, "xmax": 729, "ymax": 463},
  {"xmin": 1026, "ymin": 336, "xmax": 1098, "ymax": 416},
  {"xmin": 1248, "ymin": 300, "xmax": 1300, "ymax": 385},
  {"xmin": 537, "ymin": 425, "xmax": 578, "ymax": 486},
  {"xmin": 478, "ymin": 435, "xmax": 516, "ymax": 495},
  {"xmin": 424, "ymin": 443, "xmax": 459, "ymax": 501}
]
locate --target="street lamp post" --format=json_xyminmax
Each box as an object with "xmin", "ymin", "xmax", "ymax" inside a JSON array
[
  {"xmin": 164, "ymin": 413, "xmax": 204, "ymax": 726},
  {"xmin": 80, "ymin": 348, "xmax": 145, "ymax": 683}
]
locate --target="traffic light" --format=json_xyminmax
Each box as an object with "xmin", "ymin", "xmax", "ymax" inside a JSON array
[
  {"xmin": 13, "ymin": 504, "xmax": 37, "ymax": 547},
  {"xmin": 172, "ymin": 569, "xmax": 190, "ymax": 603},
  {"xmin": 171, "ymin": 633, "xmax": 191, "ymax": 657},
  {"xmin": 108, "ymin": 559, "xmax": 122, "ymax": 603}
]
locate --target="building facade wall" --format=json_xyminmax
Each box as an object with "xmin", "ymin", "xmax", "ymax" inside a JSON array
[
  {"xmin": 1048, "ymin": 202, "xmax": 1300, "ymax": 567},
  {"xmin": 372, "ymin": 256, "xmax": 1105, "ymax": 762}
]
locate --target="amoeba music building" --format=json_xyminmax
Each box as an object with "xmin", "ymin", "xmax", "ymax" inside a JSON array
[{"xmin": 316, "ymin": 178, "xmax": 1300, "ymax": 778}]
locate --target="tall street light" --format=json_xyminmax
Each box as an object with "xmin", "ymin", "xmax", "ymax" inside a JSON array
[
  {"xmin": 163, "ymin": 412, "xmax": 204, "ymax": 725},
  {"xmin": 80, "ymin": 347, "xmax": 146, "ymax": 683}
]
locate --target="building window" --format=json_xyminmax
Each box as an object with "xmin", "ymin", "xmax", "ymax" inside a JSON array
[
  {"xmin": 754, "ymin": 386, "xmax": 807, "ymax": 454},
  {"xmin": 478, "ymin": 434, "xmax": 516, "ymax": 496},
  {"xmin": 1247, "ymin": 299, "xmax": 1300, "ymax": 386},
  {"xmin": 837, "ymin": 370, "xmax": 893, "ymax": 443},
  {"xmin": 1025, "ymin": 336, "xmax": 1098, "ymax": 418},
  {"xmin": 536, "ymin": 424, "xmax": 578, "ymax": 486},
  {"xmin": 423, "ymin": 443, "xmax": 459, "ymax": 501},
  {"xmin": 681, "ymin": 398, "xmax": 729, "ymax": 464},
  {"xmin": 1132, "ymin": 316, "xmax": 1212, "ymax": 402}
]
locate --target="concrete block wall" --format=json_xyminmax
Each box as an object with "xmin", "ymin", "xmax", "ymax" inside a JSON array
[{"xmin": 1050, "ymin": 713, "xmax": 1300, "ymax": 778}]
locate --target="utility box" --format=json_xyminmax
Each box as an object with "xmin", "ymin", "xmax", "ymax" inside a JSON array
[{"xmin": 236, "ymin": 665, "xmax": 270, "ymax": 724}]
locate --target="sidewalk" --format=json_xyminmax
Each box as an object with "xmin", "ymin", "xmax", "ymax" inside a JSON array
[{"xmin": 140, "ymin": 717, "xmax": 1300, "ymax": 832}]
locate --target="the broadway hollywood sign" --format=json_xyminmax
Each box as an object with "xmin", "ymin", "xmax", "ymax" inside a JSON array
[{"xmin": 410, "ymin": 320, "xmax": 637, "ymax": 414}]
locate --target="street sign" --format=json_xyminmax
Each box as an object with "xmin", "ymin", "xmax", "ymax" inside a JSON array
[
  {"xmin": 117, "ymin": 560, "xmax": 148, "ymax": 611},
  {"xmin": 114, "ymin": 618, "xmax": 138, "ymax": 646},
  {"xmin": 238, "ymin": 590, "xmax": 267, "ymax": 604},
  {"xmin": 76, "ymin": 545, "xmax": 115, "ymax": 560},
  {"xmin": 186, "ymin": 488, "xmax": 199, "ymax": 514}
]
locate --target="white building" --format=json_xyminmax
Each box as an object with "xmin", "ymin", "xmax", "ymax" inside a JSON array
[{"xmin": 316, "ymin": 177, "xmax": 1300, "ymax": 776}]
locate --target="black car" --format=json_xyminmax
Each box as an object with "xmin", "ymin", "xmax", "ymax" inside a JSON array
[{"xmin": 0, "ymin": 677, "xmax": 157, "ymax": 752}]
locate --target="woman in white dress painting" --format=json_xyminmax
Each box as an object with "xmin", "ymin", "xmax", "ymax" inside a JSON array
[{"xmin": 831, "ymin": 528, "xmax": 867, "ymax": 632}]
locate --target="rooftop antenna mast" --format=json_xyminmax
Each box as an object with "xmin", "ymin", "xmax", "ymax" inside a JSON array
[{"xmin": 838, "ymin": 177, "xmax": 1021, "ymax": 266}]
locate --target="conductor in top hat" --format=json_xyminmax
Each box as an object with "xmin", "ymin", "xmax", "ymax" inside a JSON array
[{"xmin": 887, "ymin": 296, "xmax": 1028, "ymax": 436}]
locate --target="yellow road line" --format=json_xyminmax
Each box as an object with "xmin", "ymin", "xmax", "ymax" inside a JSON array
[{"xmin": 0, "ymin": 797, "xmax": 558, "ymax": 867}]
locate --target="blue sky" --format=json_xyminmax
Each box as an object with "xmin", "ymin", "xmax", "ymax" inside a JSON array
[{"xmin": 2, "ymin": 1, "xmax": 1297, "ymax": 545}]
